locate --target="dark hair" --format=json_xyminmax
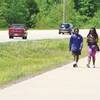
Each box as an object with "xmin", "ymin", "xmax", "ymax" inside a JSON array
[
  {"xmin": 74, "ymin": 28, "xmax": 79, "ymax": 33},
  {"xmin": 87, "ymin": 27, "xmax": 98, "ymax": 39}
]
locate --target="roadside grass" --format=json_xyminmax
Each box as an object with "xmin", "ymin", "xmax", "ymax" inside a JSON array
[{"xmin": 0, "ymin": 39, "xmax": 87, "ymax": 86}]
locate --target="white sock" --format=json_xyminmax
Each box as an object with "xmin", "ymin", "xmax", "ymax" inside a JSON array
[
  {"xmin": 73, "ymin": 61, "xmax": 75, "ymax": 64},
  {"xmin": 73, "ymin": 61, "xmax": 77, "ymax": 64},
  {"xmin": 93, "ymin": 64, "xmax": 95, "ymax": 68}
]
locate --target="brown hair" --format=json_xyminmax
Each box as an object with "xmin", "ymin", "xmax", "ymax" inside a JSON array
[
  {"xmin": 87, "ymin": 27, "xmax": 98, "ymax": 42},
  {"xmin": 88, "ymin": 27, "xmax": 98, "ymax": 38}
]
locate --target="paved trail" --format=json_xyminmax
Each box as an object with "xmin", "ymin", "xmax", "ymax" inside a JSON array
[{"xmin": 0, "ymin": 52, "xmax": 100, "ymax": 100}]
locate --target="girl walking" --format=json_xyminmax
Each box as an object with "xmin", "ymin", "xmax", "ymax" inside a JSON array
[{"xmin": 87, "ymin": 27, "xmax": 99, "ymax": 68}]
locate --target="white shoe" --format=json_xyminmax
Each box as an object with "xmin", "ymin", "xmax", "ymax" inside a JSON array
[{"xmin": 93, "ymin": 65, "xmax": 95, "ymax": 68}]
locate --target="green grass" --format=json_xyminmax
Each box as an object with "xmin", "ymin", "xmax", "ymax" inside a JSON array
[{"xmin": 0, "ymin": 39, "xmax": 87, "ymax": 86}]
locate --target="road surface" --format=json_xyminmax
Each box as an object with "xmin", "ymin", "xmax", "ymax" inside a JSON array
[{"xmin": 0, "ymin": 29, "xmax": 96, "ymax": 42}]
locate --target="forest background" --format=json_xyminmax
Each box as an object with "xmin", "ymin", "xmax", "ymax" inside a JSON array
[{"xmin": 0, "ymin": 0, "xmax": 100, "ymax": 29}]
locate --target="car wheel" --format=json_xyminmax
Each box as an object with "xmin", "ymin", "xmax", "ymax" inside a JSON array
[
  {"xmin": 69, "ymin": 32, "xmax": 71, "ymax": 35},
  {"xmin": 59, "ymin": 32, "xmax": 61, "ymax": 34},
  {"xmin": 62, "ymin": 32, "xmax": 64, "ymax": 34},
  {"xmin": 9, "ymin": 36, "xmax": 13, "ymax": 39},
  {"xmin": 22, "ymin": 36, "xmax": 27, "ymax": 39}
]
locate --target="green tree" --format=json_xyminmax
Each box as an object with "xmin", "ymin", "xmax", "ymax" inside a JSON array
[
  {"xmin": 25, "ymin": 0, "xmax": 39, "ymax": 27},
  {"xmin": 0, "ymin": 0, "xmax": 39, "ymax": 27},
  {"xmin": 74, "ymin": 0, "xmax": 81, "ymax": 11},
  {"xmin": 74, "ymin": 0, "xmax": 97, "ymax": 17}
]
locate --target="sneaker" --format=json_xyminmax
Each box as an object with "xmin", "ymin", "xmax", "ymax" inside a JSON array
[
  {"xmin": 73, "ymin": 64, "xmax": 78, "ymax": 67},
  {"xmin": 87, "ymin": 64, "xmax": 90, "ymax": 68}
]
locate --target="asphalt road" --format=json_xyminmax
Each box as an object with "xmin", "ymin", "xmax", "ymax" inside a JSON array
[
  {"xmin": 0, "ymin": 29, "xmax": 93, "ymax": 42},
  {"xmin": 0, "ymin": 30, "xmax": 68, "ymax": 42}
]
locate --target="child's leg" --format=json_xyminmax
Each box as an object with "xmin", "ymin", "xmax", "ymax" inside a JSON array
[
  {"xmin": 73, "ymin": 55, "xmax": 79, "ymax": 67},
  {"xmin": 73, "ymin": 55, "xmax": 78, "ymax": 63},
  {"xmin": 73, "ymin": 54, "xmax": 75, "ymax": 62},
  {"xmin": 87, "ymin": 47, "xmax": 92, "ymax": 67},
  {"xmin": 72, "ymin": 51, "xmax": 76, "ymax": 63},
  {"xmin": 72, "ymin": 51, "xmax": 80, "ymax": 67},
  {"xmin": 92, "ymin": 49, "xmax": 96, "ymax": 67},
  {"xmin": 73, "ymin": 55, "xmax": 77, "ymax": 64},
  {"xmin": 92, "ymin": 56, "xmax": 95, "ymax": 65},
  {"xmin": 76, "ymin": 55, "xmax": 79, "ymax": 63},
  {"xmin": 87, "ymin": 56, "xmax": 91, "ymax": 68},
  {"xmin": 88, "ymin": 55, "xmax": 91, "ymax": 65},
  {"xmin": 73, "ymin": 54, "xmax": 77, "ymax": 67}
]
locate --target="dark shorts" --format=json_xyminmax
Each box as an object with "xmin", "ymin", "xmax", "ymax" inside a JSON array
[{"xmin": 72, "ymin": 50, "xmax": 81, "ymax": 55}]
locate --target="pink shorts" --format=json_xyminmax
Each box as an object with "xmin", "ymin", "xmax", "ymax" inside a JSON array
[{"xmin": 88, "ymin": 46, "xmax": 97, "ymax": 57}]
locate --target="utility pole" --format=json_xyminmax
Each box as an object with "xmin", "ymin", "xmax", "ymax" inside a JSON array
[{"xmin": 63, "ymin": 0, "xmax": 66, "ymax": 23}]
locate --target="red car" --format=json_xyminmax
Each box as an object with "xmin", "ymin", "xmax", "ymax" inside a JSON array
[{"xmin": 8, "ymin": 24, "xmax": 28, "ymax": 39}]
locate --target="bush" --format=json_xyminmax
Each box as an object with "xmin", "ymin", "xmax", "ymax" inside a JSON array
[{"xmin": 35, "ymin": 4, "xmax": 63, "ymax": 29}]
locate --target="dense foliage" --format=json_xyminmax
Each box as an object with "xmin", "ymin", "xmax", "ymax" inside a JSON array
[
  {"xmin": 0, "ymin": 0, "xmax": 100, "ymax": 29},
  {"xmin": 0, "ymin": 0, "xmax": 39, "ymax": 28},
  {"xmin": 74, "ymin": 0, "xmax": 96, "ymax": 17}
]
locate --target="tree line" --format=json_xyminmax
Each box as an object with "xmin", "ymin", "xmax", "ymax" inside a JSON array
[{"xmin": 0, "ymin": 0, "xmax": 100, "ymax": 28}]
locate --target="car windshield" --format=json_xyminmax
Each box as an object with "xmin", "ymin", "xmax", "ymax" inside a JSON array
[
  {"xmin": 61, "ymin": 24, "xmax": 70, "ymax": 28},
  {"xmin": 12, "ymin": 24, "xmax": 25, "ymax": 28}
]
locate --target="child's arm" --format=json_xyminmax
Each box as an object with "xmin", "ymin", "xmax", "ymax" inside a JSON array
[
  {"xmin": 80, "ymin": 36, "xmax": 83, "ymax": 50},
  {"xmin": 69, "ymin": 36, "xmax": 72, "ymax": 51}
]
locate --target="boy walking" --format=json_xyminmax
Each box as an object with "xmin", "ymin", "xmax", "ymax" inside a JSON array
[{"xmin": 69, "ymin": 28, "xmax": 83, "ymax": 67}]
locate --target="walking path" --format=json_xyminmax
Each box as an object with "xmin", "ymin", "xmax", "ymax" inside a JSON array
[{"xmin": 0, "ymin": 52, "xmax": 100, "ymax": 100}]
